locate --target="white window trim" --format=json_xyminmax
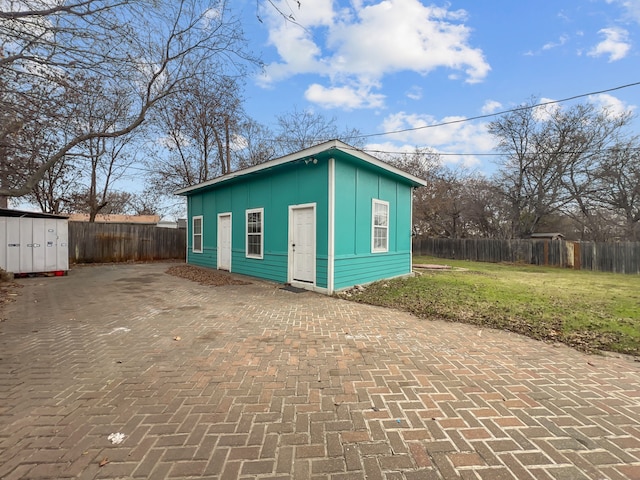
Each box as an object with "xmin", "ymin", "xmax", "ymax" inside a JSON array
[
  {"xmin": 371, "ymin": 199, "xmax": 389, "ymax": 253},
  {"xmin": 246, "ymin": 207, "xmax": 264, "ymax": 259},
  {"xmin": 192, "ymin": 215, "xmax": 203, "ymax": 254}
]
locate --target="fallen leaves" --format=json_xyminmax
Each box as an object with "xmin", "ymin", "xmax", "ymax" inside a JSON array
[{"xmin": 165, "ymin": 265, "xmax": 250, "ymax": 286}]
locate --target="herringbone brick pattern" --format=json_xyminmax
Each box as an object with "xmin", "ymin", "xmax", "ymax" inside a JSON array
[{"xmin": 1, "ymin": 263, "xmax": 639, "ymax": 479}]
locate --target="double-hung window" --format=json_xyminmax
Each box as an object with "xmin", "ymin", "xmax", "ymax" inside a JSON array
[
  {"xmin": 246, "ymin": 208, "xmax": 264, "ymax": 258},
  {"xmin": 192, "ymin": 215, "xmax": 203, "ymax": 253},
  {"xmin": 372, "ymin": 199, "xmax": 389, "ymax": 253}
]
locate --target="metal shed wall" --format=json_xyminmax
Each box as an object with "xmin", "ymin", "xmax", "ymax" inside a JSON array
[{"xmin": 0, "ymin": 216, "xmax": 69, "ymax": 274}]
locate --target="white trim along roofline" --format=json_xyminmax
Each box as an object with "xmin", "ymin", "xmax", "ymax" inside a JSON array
[{"xmin": 174, "ymin": 140, "xmax": 427, "ymax": 196}]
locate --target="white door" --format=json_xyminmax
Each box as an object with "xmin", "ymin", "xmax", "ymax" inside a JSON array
[
  {"xmin": 290, "ymin": 205, "xmax": 315, "ymax": 284},
  {"xmin": 217, "ymin": 213, "xmax": 231, "ymax": 271}
]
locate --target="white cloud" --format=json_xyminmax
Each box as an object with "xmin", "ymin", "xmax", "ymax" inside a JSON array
[
  {"xmin": 588, "ymin": 27, "xmax": 631, "ymax": 61},
  {"xmin": 542, "ymin": 34, "xmax": 569, "ymax": 51},
  {"xmin": 305, "ymin": 83, "xmax": 385, "ymax": 109},
  {"xmin": 260, "ymin": 0, "xmax": 490, "ymax": 109},
  {"xmin": 481, "ymin": 100, "xmax": 502, "ymax": 114},
  {"xmin": 406, "ymin": 86, "xmax": 423, "ymax": 101},
  {"xmin": 606, "ymin": 0, "xmax": 640, "ymax": 23},
  {"xmin": 326, "ymin": 1, "xmax": 489, "ymax": 83},
  {"xmin": 532, "ymin": 98, "xmax": 560, "ymax": 122},
  {"xmin": 588, "ymin": 93, "xmax": 636, "ymax": 116},
  {"xmin": 525, "ymin": 34, "xmax": 570, "ymax": 56},
  {"xmin": 377, "ymin": 111, "xmax": 496, "ymax": 167}
]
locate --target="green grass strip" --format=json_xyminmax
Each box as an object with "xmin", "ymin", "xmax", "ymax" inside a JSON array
[{"xmin": 339, "ymin": 256, "xmax": 640, "ymax": 356}]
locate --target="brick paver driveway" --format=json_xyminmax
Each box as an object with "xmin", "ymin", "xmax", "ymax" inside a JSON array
[{"xmin": 1, "ymin": 263, "xmax": 639, "ymax": 480}]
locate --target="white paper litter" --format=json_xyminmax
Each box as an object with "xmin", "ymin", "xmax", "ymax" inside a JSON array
[{"xmin": 107, "ymin": 432, "xmax": 126, "ymax": 444}]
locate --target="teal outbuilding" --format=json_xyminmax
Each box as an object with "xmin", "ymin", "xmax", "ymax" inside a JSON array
[{"xmin": 175, "ymin": 140, "xmax": 426, "ymax": 294}]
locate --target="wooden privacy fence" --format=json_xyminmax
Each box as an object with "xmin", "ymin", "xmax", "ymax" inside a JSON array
[
  {"xmin": 412, "ymin": 237, "xmax": 640, "ymax": 274},
  {"xmin": 69, "ymin": 222, "xmax": 186, "ymax": 264}
]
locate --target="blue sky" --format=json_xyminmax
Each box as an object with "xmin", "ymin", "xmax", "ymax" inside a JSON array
[{"xmin": 236, "ymin": 0, "xmax": 640, "ymax": 173}]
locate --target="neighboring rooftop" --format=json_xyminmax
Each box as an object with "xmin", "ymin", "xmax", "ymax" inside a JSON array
[{"xmin": 68, "ymin": 214, "xmax": 161, "ymax": 224}]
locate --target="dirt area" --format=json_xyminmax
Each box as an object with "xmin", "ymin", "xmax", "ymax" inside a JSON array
[
  {"xmin": 0, "ymin": 278, "xmax": 19, "ymax": 321},
  {"xmin": 165, "ymin": 264, "xmax": 251, "ymax": 286},
  {"xmin": 413, "ymin": 263, "xmax": 452, "ymax": 270}
]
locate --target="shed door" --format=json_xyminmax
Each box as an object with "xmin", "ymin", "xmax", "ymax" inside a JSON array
[
  {"xmin": 217, "ymin": 213, "xmax": 231, "ymax": 271},
  {"xmin": 290, "ymin": 205, "xmax": 315, "ymax": 284},
  {"xmin": 32, "ymin": 218, "xmax": 48, "ymax": 272},
  {"xmin": 20, "ymin": 218, "xmax": 33, "ymax": 273},
  {"xmin": 44, "ymin": 219, "xmax": 58, "ymax": 271},
  {"xmin": 5, "ymin": 218, "xmax": 20, "ymax": 273}
]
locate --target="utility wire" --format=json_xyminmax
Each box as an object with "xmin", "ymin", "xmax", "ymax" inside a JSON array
[
  {"xmin": 355, "ymin": 146, "xmax": 640, "ymax": 157},
  {"xmin": 352, "ymin": 80, "xmax": 640, "ymax": 139}
]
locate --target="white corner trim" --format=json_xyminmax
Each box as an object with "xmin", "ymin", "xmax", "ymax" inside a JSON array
[{"xmin": 328, "ymin": 157, "xmax": 335, "ymax": 294}]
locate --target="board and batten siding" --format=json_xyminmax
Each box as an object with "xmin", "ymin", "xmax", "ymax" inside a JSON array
[
  {"xmin": 332, "ymin": 160, "xmax": 413, "ymax": 290},
  {"xmin": 186, "ymin": 160, "xmax": 330, "ymax": 287}
]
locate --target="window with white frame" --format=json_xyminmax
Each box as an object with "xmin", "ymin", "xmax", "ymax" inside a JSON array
[
  {"xmin": 246, "ymin": 208, "xmax": 264, "ymax": 258},
  {"xmin": 192, "ymin": 215, "xmax": 203, "ymax": 253},
  {"xmin": 372, "ymin": 199, "xmax": 389, "ymax": 253}
]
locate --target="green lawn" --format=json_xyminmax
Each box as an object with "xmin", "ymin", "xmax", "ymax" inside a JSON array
[{"xmin": 340, "ymin": 256, "xmax": 640, "ymax": 356}]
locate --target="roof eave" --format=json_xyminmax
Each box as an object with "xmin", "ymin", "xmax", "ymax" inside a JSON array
[{"xmin": 174, "ymin": 139, "xmax": 427, "ymax": 195}]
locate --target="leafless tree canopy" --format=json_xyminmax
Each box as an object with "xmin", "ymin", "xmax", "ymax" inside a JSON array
[
  {"xmin": 489, "ymin": 99, "xmax": 639, "ymax": 240},
  {"xmin": 274, "ymin": 107, "xmax": 364, "ymax": 156},
  {"xmin": 386, "ymin": 99, "xmax": 639, "ymax": 241},
  {"xmin": 0, "ymin": 0, "xmax": 253, "ymax": 200},
  {"xmin": 145, "ymin": 68, "xmax": 246, "ymax": 196}
]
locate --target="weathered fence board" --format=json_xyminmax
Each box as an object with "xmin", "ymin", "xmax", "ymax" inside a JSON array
[
  {"xmin": 69, "ymin": 222, "xmax": 186, "ymax": 264},
  {"xmin": 413, "ymin": 237, "xmax": 640, "ymax": 274}
]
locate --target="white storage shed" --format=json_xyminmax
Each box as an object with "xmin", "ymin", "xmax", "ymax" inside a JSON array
[{"xmin": 0, "ymin": 209, "xmax": 69, "ymax": 275}]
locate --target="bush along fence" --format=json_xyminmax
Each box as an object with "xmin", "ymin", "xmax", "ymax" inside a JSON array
[
  {"xmin": 69, "ymin": 222, "xmax": 186, "ymax": 264},
  {"xmin": 412, "ymin": 236, "xmax": 640, "ymax": 274}
]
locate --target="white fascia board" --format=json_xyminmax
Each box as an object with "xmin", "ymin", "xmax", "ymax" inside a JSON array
[
  {"xmin": 174, "ymin": 140, "xmax": 345, "ymax": 196},
  {"xmin": 174, "ymin": 139, "xmax": 427, "ymax": 196},
  {"xmin": 335, "ymin": 142, "xmax": 428, "ymax": 187}
]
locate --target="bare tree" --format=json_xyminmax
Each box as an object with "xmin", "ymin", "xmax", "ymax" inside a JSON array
[
  {"xmin": 274, "ymin": 107, "xmax": 364, "ymax": 155},
  {"xmin": 62, "ymin": 74, "xmax": 139, "ymax": 220},
  {"xmin": 386, "ymin": 147, "xmax": 464, "ymax": 237},
  {"xmin": 0, "ymin": 0, "xmax": 254, "ymax": 200},
  {"xmin": 26, "ymin": 153, "xmax": 82, "ymax": 214},
  {"xmin": 596, "ymin": 140, "xmax": 640, "ymax": 240},
  {"xmin": 146, "ymin": 69, "xmax": 244, "ymax": 195},
  {"xmin": 234, "ymin": 118, "xmax": 277, "ymax": 168},
  {"xmin": 128, "ymin": 189, "xmax": 164, "ymax": 216},
  {"xmin": 461, "ymin": 177, "xmax": 512, "ymax": 238},
  {"xmin": 68, "ymin": 189, "xmax": 133, "ymax": 216},
  {"xmin": 488, "ymin": 99, "xmax": 540, "ymax": 238},
  {"xmin": 489, "ymin": 99, "xmax": 636, "ymax": 238}
]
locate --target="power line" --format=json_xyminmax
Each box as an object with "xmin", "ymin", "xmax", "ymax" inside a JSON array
[
  {"xmin": 353, "ymin": 80, "xmax": 640, "ymax": 139},
  {"xmin": 347, "ymin": 145, "xmax": 640, "ymax": 159}
]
